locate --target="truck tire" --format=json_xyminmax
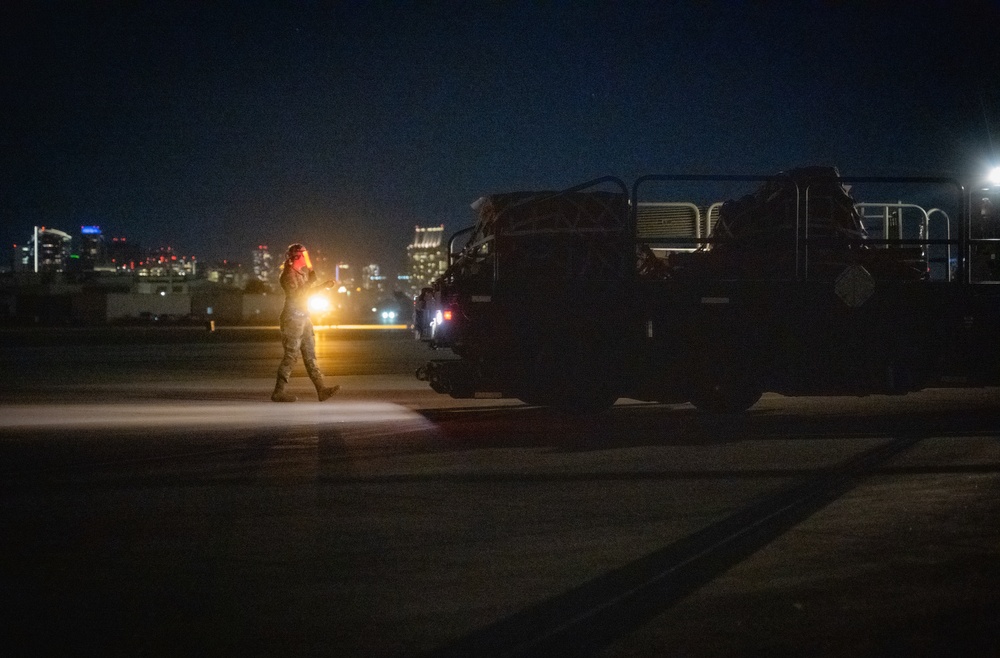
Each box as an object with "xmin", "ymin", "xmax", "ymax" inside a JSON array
[
  {"xmin": 518, "ymin": 337, "xmax": 618, "ymax": 412},
  {"xmin": 519, "ymin": 388, "xmax": 617, "ymax": 412},
  {"xmin": 689, "ymin": 358, "xmax": 762, "ymax": 413}
]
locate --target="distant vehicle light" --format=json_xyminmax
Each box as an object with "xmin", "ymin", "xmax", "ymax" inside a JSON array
[{"xmin": 308, "ymin": 293, "xmax": 330, "ymax": 313}]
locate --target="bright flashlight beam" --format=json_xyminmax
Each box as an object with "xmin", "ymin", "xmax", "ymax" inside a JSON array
[
  {"xmin": 308, "ymin": 294, "xmax": 330, "ymax": 313},
  {"xmin": 0, "ymin": 401, "xmax": 434, "ymax": 433},
  {"xmin": 989, "ymin": 166, "xmax": 1000, "ymax": 187}
]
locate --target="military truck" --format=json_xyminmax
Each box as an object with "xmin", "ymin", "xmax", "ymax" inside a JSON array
[{"xmin": 414, "ymin": 168, "xmax": 1000, "ymax": 411}]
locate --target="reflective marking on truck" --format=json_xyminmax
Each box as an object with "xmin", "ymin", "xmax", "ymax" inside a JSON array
[
  {"xmin": 471, "ymin": 295, "xmax": 492, "ymax": 302},
  {"xmin": 701, "ymin": 297, "xmax": 730, "ymax": 304},
  {"xmin": 834, "ymin": 264, "xmax": 875, "ymax": 307}
]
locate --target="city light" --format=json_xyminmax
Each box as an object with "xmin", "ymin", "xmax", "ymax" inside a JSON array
[{"xmin": 6, "ymin": 218, "xmax": 450, "ymax": 325}]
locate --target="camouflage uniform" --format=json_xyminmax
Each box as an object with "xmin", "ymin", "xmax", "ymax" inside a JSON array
[{"xmin": 272, "ymin": 258, "xmax": 338, "ymax": 402}]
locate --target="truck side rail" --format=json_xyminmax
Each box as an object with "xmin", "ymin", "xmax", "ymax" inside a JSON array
[
  {"xmin": 437, "ymin": 176, "xmax": 629, "ymax": 292},
  {"xmin": 632, "ymin": 173, "xmax": 802, "ymax": 278},
  {"xmin": 855, "ymin": 202, "xmax": 952, "ymax": 281},
  {"xmin": 499, "ymin": 175, "xmax": 630, "ymax": 214},
  {"xmin": 448, "ymin": 226, "xmax": 475, "ymax": 267},
  {"xmin": 442, "ymin": 174, "xmax": 973, "ymax": 287},
  {"xmin": 804, "ymin": 176, "xmax": 963, "ymax": 282},
  {"xmin": 636, "ymin": 202, "xmax": 704, "ymax": 251},
  {"xmin": 633, "ymin": 173, "xmax": 967, "ymax": 283},
  {"xmin": 967, "ymin": 185, "xmax": 1000, "ymax": 284}
]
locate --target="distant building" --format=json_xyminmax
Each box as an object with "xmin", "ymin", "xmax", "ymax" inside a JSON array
[
  {"xmin": 203, "ymin": 260, "xmax": 248, "ymax": 288},
  {"xmin": 77, "ymin": 225, "xmax": 110, "ymax": 272},
  {"xmin": 251, "ymin": 245, "xmax": 274, "ymax": 283},
  {"xmin": 137, "ymin": 246, "xmax": 196, "ymax": 278},
  {"xmin": 106, "ymin": 237, "xmax": 143, "ymax": 273},
  {"xmin": 15, "ymin": 245, "xmax": 29, "ymax": 273},
  {"xmin": 362, "ymin": 263, "xmax": 386, "ymax": 291},
  {"xmin": 335, "ymin": 262, "xmax": 353, "ymax": 287},
  {"xmin": 18, "ymin": 227, "xmax": 72, "ymax": 273},
  {"xmin": 407, "ymin": 224, "xmax": 447, "ymax": 294}
]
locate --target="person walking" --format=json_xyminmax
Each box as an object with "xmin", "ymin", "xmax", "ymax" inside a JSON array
[{"xmin": 271, "ymin": 243, "xmax": 339, "ymax": 402}]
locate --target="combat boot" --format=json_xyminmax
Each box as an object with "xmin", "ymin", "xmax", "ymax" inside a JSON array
[
  {"xmin": 271, "ymin": 376, "xmax": 297, "ymax": 403},
  {"xmin": 309, "ymin": 371, "xmax": 339, "ymax": 401},
  {"xmin": 317, "ymin": 385, "xmax": 340, "ymax": 401}
]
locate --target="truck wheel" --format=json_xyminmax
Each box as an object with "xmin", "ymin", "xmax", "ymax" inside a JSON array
[
  {"xmin": 519, "ymin": 340, "xmax": 618, "ymax": 412},
  {"xmin": 545, "ymin": 383, "xmax": 618, "ymax": 412},
  {"xmin": 689, "ymin": 359, "xmax": 762, "ymax": 413},
  {"xmin": 519, "ymin": 388, "xmax": 617, "ymax": 412},
  {"xmin": 563, "ymin": 390, "xmax": 618, "ymax": 412}
]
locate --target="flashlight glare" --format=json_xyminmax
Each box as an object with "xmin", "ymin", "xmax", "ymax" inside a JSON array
[{"xmin": 308, "ymin": 293, "xmax": 330, "ymax": 313}]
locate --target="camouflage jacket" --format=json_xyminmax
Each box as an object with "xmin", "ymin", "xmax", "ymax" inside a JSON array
[{"xmin": 279, "ymin": 264, "xmax": 319, "ymax": 320}]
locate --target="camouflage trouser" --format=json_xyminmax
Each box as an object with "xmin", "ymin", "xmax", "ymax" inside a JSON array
[{"xmin": 276, "ymin": 313, "xmax": 324, "ymax": 389}]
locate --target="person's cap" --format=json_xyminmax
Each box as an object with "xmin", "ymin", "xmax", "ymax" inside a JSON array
[{"xmin": 287, "ymin": 243, "xmax": 306, "ymax": 258}]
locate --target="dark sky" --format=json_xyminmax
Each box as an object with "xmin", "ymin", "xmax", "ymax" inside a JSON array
[{"xmin": 3, "ymin": 0, "xmax": 999, "ymax": 271}]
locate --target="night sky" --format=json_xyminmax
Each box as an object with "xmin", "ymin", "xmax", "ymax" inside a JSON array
[{"xmin": 3, "ymin": 1, "xmax": 999, "ymax": 272}]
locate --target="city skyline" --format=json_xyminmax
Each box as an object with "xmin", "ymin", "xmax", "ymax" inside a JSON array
[
  {"xmin": 0, "ymin": 220, "xmax": 445, "ymax": 326},
  {"xmin": 6, "ymin": 225, "xmax": 444, "ymax": 280}
]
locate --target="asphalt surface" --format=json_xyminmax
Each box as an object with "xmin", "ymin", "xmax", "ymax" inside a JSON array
[{"xmin": 1, "ymin": 327, "xmax": 998, "ymax": 656}]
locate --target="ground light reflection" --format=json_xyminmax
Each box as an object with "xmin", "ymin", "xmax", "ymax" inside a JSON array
[{"xmin": 0, "ymin": 401, "xmax": 434, "ymax": 435}]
